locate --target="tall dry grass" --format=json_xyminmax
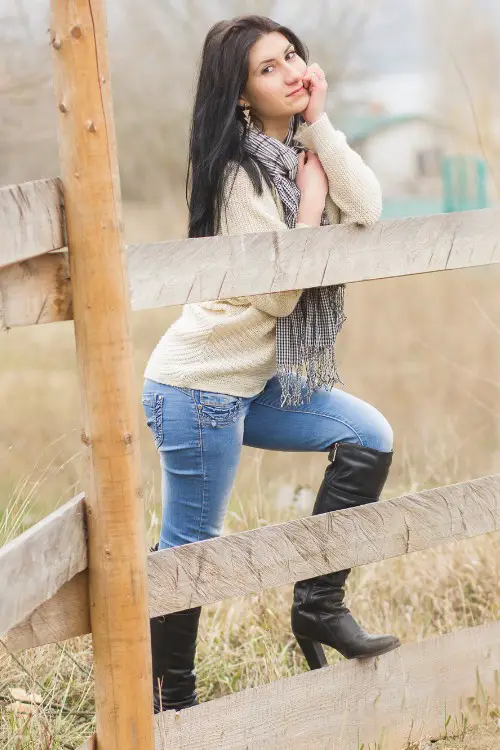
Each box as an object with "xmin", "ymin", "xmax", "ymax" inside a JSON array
[{"xmin": 0, "ymin": 204, "xmax": 499, "ymax": 748}]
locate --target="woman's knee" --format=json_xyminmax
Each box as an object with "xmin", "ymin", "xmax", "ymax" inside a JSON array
[
  {"xmin": 360, "ymin": 407, "xmax": 393, "ymax": 452},
  {"xmin": 321, "ymin": 390, "xmax": 394, "ymax": 453}
]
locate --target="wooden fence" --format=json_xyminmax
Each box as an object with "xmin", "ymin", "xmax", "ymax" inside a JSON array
[{"xmin": 1, "ymin": 1, "xmax": 499, "ymax": 749}]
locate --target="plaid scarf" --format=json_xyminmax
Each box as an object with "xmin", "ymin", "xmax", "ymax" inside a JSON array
[{"xmin": 243, "ymin": 120, "xmax": 346, "ymax": 406}]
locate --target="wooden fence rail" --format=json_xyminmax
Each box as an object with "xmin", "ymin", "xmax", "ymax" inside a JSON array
[
  {"xmin": 152, "ymin": 620, "xmax": 500, "ymax": 750},
  {"xmin": 1, "ymin": 178, "xmax": 499, "ymax": 330},
  {"xmin": 79, "ymin": 614, "xmax": 500, "ymax": 750},
  {"xmin": 0, "ymin": 178, "xmax": 65, "ymax": 268},
  {"xmin": 3, "ymin": 474, "xmax": 499, "ymax": 651},
  {"xmin": 0, "ymin": 493, "xmax": 86, "ymax": 635}
]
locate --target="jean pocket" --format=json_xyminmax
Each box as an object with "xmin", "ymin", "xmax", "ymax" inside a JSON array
[
  {"xmin": 198, "ymin": 390, "xmax": 242, "ymax": 428},
  {"xmin": 142, "ymin": 393, "xmax": 164, "ymax": 449}
]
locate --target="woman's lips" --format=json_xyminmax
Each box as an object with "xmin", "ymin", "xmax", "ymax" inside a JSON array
[{"xmin": 287, "ymin": 85, "xmax": 305, "ymax": 97}]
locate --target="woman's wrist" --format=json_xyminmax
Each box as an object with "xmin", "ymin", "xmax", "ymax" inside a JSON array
[
  {"xmin": 304, "ymin": 110, "xmax": 325, "ymax": 125},
  {"xmin": 297, "ymin": 196, "xmax": 324, "ymax": 226}
]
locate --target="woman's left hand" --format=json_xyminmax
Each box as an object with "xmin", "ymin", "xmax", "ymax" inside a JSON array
[{"xmin": 301, "ymin": 64, "xmax": 328, "ymax": 124}]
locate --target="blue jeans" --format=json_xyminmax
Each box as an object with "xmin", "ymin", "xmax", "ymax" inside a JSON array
[{"xmin": 142, "ymin": 376, "xmax": 393, "ymax": 550}]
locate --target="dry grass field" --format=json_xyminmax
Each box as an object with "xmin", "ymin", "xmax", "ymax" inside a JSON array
[{"xmin": 1, "ymin": 204, "xmax": 499, "ymax": 748}]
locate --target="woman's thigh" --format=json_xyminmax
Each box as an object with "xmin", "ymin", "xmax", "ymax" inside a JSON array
[
  {"xmin": 142, "ymin": 380, "xmax": 245, "ymax": 548},
  {"xmin": 243, "ymin": 376, "xmax": 393, "ymax": 452}
]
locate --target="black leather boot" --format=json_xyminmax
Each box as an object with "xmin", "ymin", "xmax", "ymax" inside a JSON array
[
  {"xmin": 150, "ymin": 606, "xmax": 202, "ymax": 713},
  {"xmin": 149, "ymin": 545, "xmax": 201, "ymax": 713},
  {"xmin": 291, "ymin": 442, "xmax": 400, "ymax": 669}
]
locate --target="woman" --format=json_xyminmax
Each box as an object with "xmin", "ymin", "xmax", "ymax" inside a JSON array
[{"xmin": 143, "ymin": 15, "xmax": 400, "ymax": 714}]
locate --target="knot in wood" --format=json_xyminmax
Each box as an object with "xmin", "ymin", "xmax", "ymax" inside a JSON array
[
  {"xmin": 51, "ymin": 37, "xmax": 62, "ymax": 50},
  {"xmin": 59, "ymin": 102, "xmax": 68, "ymax": 114},
  {"xmin": 81, "ymin": 431, "xmax": 92, "ymax": 446},
  {"xmin": 71, "ymin": 25, "xmax": 82, "ymax": 39},
  {"xmin": 124, "ymin": 433, "xmax": 133, "ymax": 445},
  {"xmin": 86, "ymin": 120, "xmax": 97, "ymax": 133}
]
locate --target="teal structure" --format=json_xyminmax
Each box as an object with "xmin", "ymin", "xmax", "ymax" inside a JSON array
[{"xmin": 339, "ymin": 113, "xmax": 490, "ymax": 219}]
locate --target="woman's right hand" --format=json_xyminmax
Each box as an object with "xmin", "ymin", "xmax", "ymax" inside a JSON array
[{"xmin": 296, "ymin": 150, "xmax": 328, "ymax": 226}]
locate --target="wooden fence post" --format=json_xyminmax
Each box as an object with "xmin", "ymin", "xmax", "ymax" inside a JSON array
[{"xmin": 49, "ymin": 2, "xmax": 154, "ymax": 748}]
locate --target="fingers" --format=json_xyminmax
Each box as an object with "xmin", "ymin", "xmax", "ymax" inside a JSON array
[
  {"xmin": 307, "ymin": 63, "xmax": 326, "ymax": 79},
  {"xmin": 305, "ymin": 151, "xmax": 320, "ymax": 165},
  {"xmin": 303, "ymin": 63, "xmax": 327, "ymax": 87},
  {"xmin": 299, "ymin": 151, "xmax": 321, "ymax": 169}
]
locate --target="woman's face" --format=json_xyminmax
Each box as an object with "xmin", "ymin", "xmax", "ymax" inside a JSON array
[{"xmin": 241, "ymin": 32, "xmax": 309, "ymax": 122}]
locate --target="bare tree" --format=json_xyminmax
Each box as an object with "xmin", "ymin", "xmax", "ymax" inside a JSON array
[
  {"xmin": 0, "ymin": 1, "xmax": 57, "ymax": 186},
  {"xmin": 0, "ymin": 0, "xmax": 374, "ymax": 202}
]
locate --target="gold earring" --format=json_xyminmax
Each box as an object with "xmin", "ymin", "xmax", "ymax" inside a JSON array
[{"xmin": 241, "ymin": 104, "xmax": 251, "ymax": 127}]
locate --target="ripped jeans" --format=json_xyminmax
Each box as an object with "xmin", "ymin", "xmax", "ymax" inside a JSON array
[{"xmin": 142, "ymin": 375, "xmax": 393, "ymax": 550}]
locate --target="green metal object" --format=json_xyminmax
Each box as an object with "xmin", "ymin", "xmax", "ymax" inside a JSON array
[{"xmin": 442, "ymin": 155, "xmax": 489, "ymax": 212}]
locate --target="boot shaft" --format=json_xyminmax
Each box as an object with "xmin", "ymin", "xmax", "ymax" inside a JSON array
[
  {"xmin": 313, "ymin": 442, "xmax": 393, "ymax": 515},
  {"xmin": 150, "ymin": 606, "xmax": 201, "ymax": 713}
]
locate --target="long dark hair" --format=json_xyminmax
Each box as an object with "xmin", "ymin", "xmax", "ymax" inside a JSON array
[{"xmin": 186, "ymin": 15, "xmax": 308, "ymax": 238}]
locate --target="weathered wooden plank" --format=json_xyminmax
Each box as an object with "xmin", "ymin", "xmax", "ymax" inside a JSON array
[
  {"xmin": 0, "ymin": 494, "xmax": 87, "ymax": 636},
  {"xmin": 0, "ymin": 252, "xmax": 71, "ymax": 330},
  {"xmin": 0, "ymin": 178, "xmax": 65, "ymax": 269},
  {"xmin": 2, "ymin": 570, "xmax": 90, "ymax": 651},
  {"xmin": 154, "ymin": 620, "xmax": 500, "ymax": 749},
  {"xmin": 147, "ymin": 473, "xmax": 500, "ymax": 616},
  {"xmin": 2, "ymin": 207, "xmax": 500, "ymax": 328},
  {"xmin": 128, "ymin": 206, "xmax": 500, "ymax": 310},
  {"xmin": 3, "ymin": 475, "xmax": 499, "ymax": 651}
]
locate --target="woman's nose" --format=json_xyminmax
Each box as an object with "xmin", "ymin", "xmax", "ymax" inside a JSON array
[{"xmin": 283, "ymin": 63, "xmax": 302, "ymax": 85}]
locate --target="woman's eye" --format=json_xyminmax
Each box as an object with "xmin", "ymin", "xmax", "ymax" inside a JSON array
[{"xmin": 261, "ymin": 51, "xmax": 295, "ymax": 74}]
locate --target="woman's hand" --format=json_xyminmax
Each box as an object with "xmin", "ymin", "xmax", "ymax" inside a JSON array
[
  {"xmin": 301, "ymin": 63, "xmax": 328, "ymax": 124},
  {"xmin": 296, "ymin": 151, "xmax": 328, "ymax": 226}
]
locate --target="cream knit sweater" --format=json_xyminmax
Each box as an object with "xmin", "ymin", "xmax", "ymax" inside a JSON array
[{"xmin": 144, "ymin": 113, "xmax": 382, "ymax": 396}]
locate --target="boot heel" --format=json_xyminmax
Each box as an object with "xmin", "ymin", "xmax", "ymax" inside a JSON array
[{"xmin": 295, "ymin": 636, "xmax": 327, "ymax": 670}]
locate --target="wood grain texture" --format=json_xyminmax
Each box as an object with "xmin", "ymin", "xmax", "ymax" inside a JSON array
[
  {"xmin": 0, "ymin": 252, "xmax": 71, "ymax": 330},
  {"xmin": 128, "ymin": 206, "xmax": 500, "ymax": 310},
  {"xmin": 50, "ymin": 0, "xmax": 154, "ymax": 747},
  {"xmin": 2, "ymin": 571, "xmax": 90, "ymax": 652},
  {"xmin": 154, "ymin": 620, "xmax": 500, "ymax": 749},
  {"xmin": 147, "ymin": 473, "xmax": 500, "ymax": 617},
  {"xmin": 0, "ymin": 178, "xmax": 65, "ymax": 270},
  {"xmin": 0, "ymin": 494, "xmax": 87, "ymax": 636},
  {"xmin": 2, "ymin": 206, "xmax": 500, "ymax": 329},
  {"xmin": 4, "ymin": 474, "xmax": 499, "ymax": 651}
]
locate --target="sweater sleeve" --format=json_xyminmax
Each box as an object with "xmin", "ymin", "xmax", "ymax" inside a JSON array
[
  {"xmin": 219, "ymin": 164, "xmax": 303, "ymax": 318},
  {"xmin": 295, "ymin": 113, "xmax": 382, "ymax": 226}
]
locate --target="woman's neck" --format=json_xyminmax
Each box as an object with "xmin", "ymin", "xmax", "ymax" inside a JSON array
[{"xmin": 260, "ymin": 115, "xmax": 293, "ymax": 142}]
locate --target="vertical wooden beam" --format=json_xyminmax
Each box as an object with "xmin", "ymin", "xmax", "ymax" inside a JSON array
[{"xmin": 49, "ymin": 2, "xmax": 154, "ymax": 749}]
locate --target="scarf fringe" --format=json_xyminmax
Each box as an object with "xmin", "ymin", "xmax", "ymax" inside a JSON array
[{"xmin": 277, "ymin": 345, "xmax": 345, "ymax": 407}]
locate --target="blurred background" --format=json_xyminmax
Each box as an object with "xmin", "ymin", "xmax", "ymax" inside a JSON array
[
  {"xmin": 1, "ymin": 0, "xmax": 499, "ymax": 519},
  {"xmin": 1, "ymin": 3, "xmax": 499, "ymax": 745}
]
